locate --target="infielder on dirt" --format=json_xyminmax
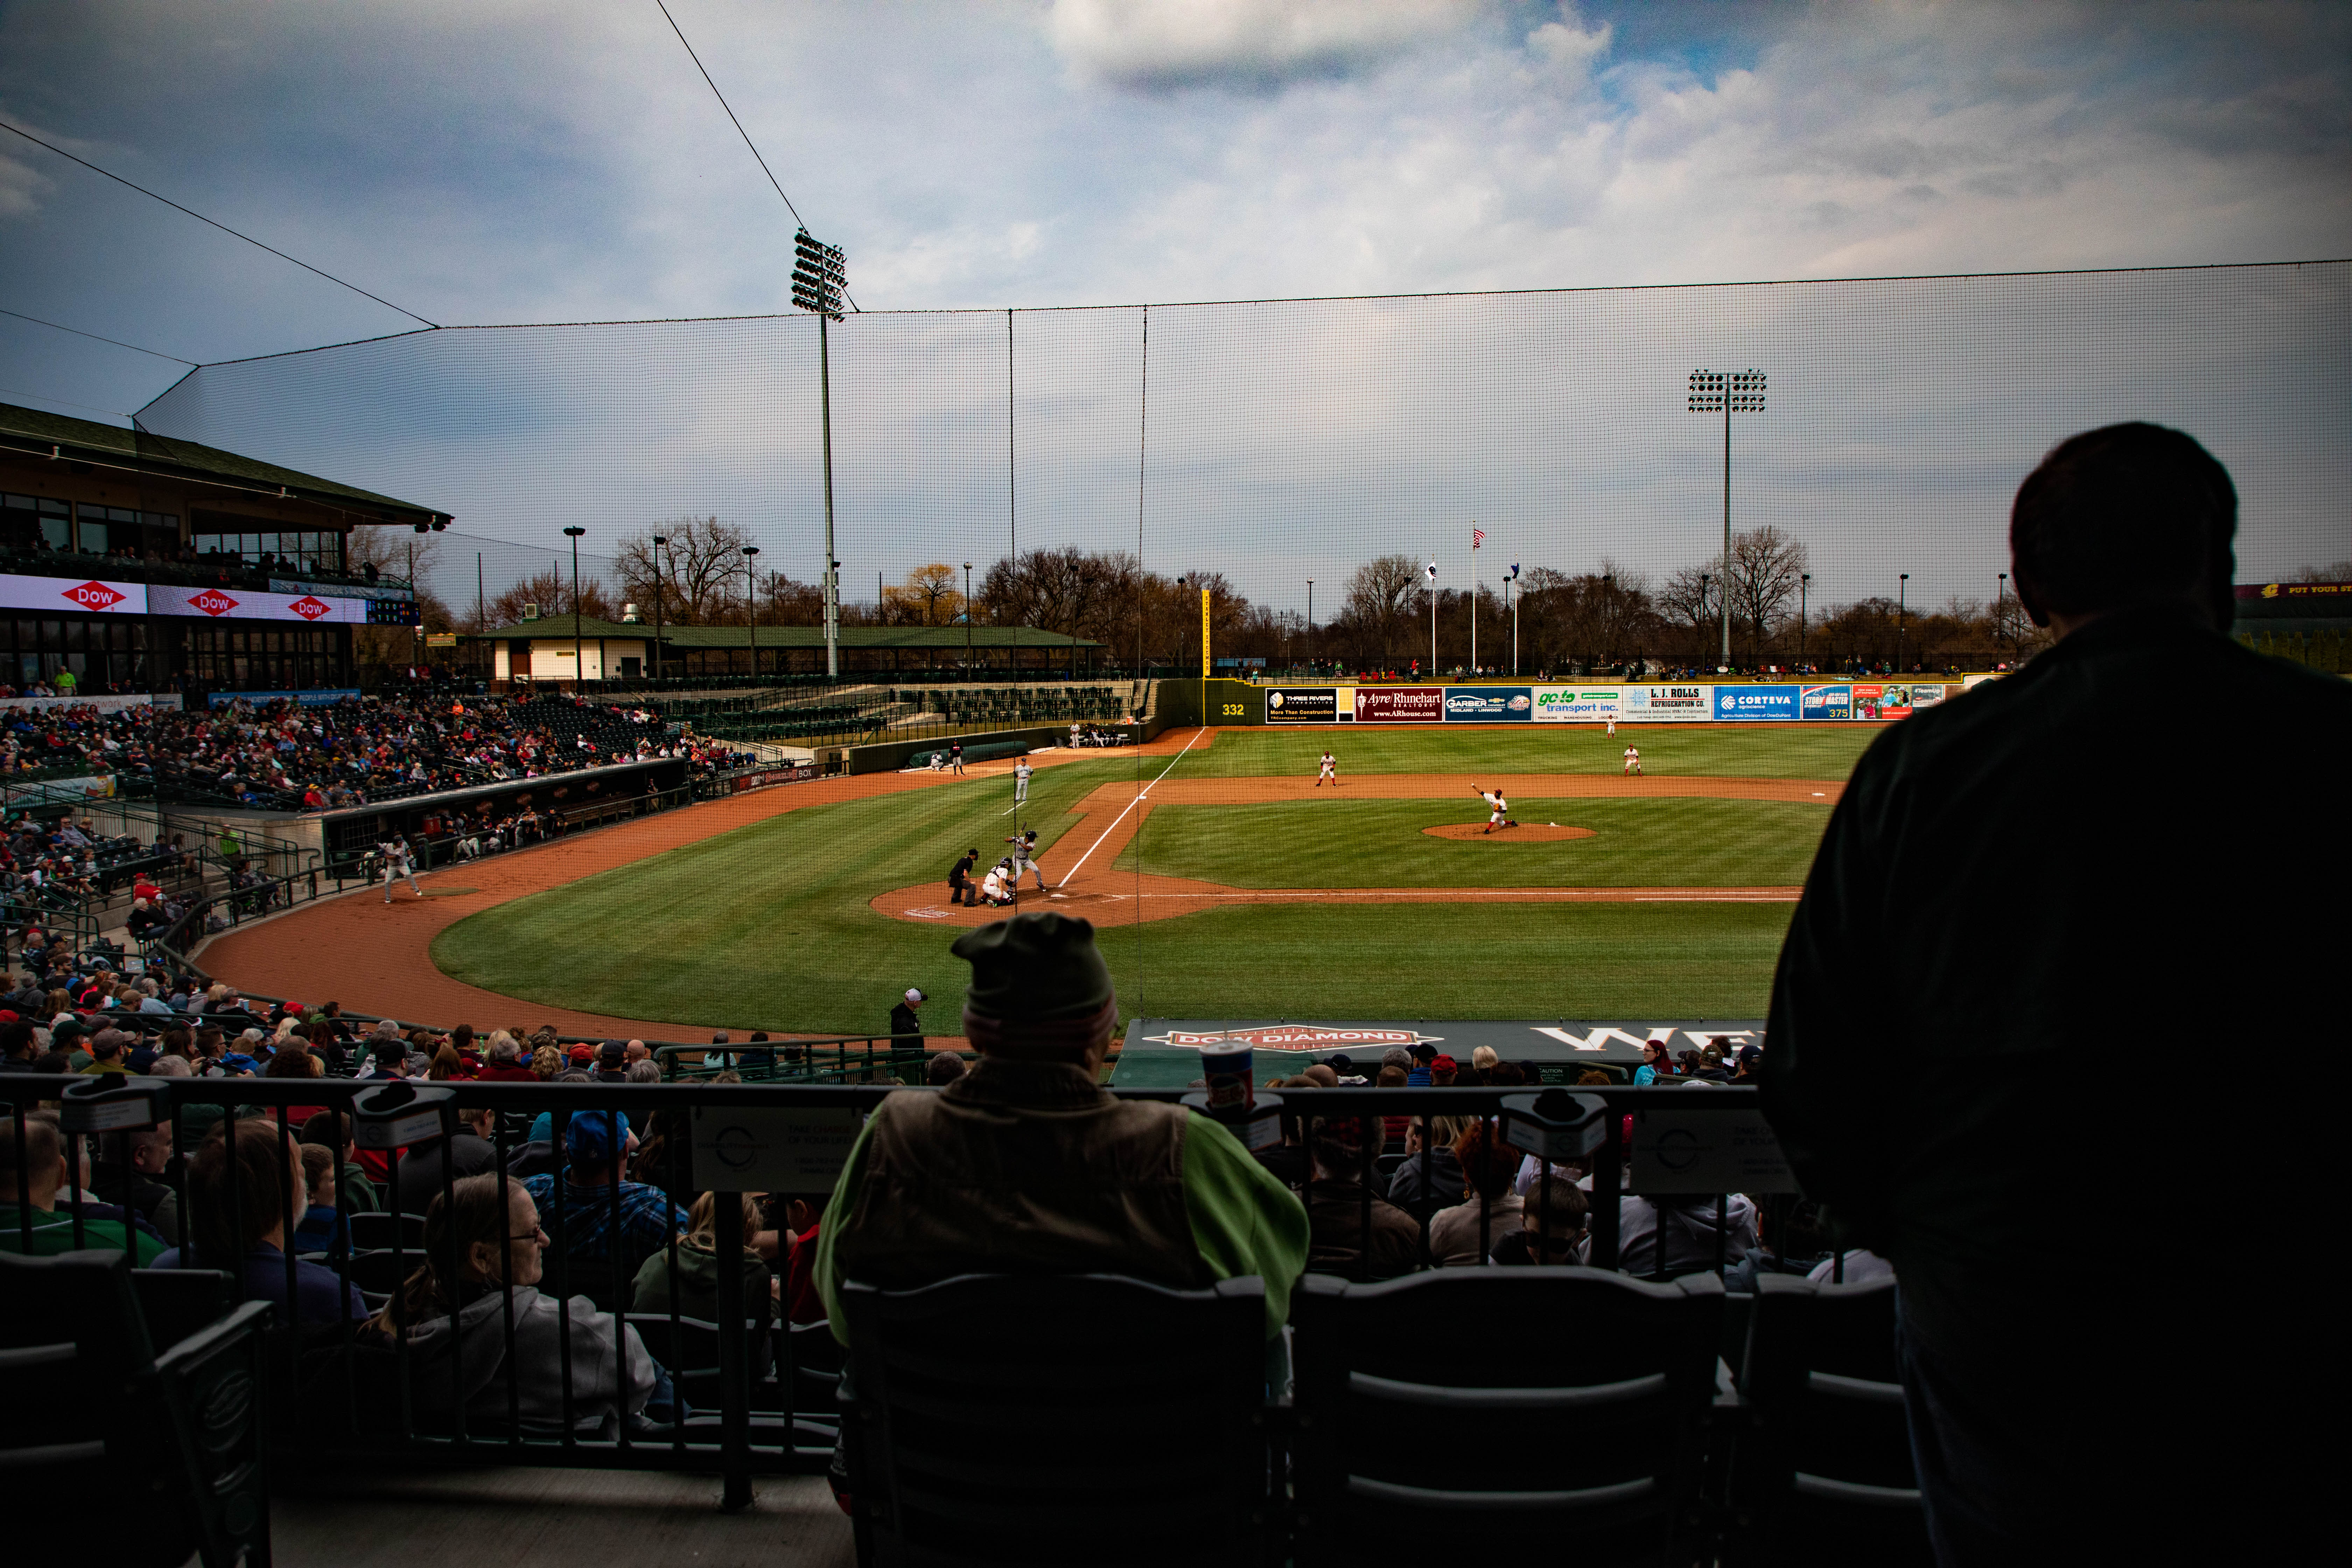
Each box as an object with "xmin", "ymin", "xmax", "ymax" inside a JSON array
[
  {"xmin": 378, "ymin": 833, "xmax": 423, "ymax": 901},
  {"xmin": 1004, "ymin": 829, "xmax": 1050, "ymax": 891},
  {"xmin": 1315, "ymin": 749, "xmax": 1337, "ymax": 786},
  {"xmin": 1623, "ymin": 745, "xmax": 1642, "ymax": 776}
]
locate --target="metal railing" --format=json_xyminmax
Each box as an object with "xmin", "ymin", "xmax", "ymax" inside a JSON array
[{"xmin": 0, "ymin": 1072, "xmax": 1834, "ymax": 1514}]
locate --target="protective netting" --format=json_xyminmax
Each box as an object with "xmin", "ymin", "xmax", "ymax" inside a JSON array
[{"xmin": 133, "ymin": 263, "xmax": 2350, "ymax": 1038}]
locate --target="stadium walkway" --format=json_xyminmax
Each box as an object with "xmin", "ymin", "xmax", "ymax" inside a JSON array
[
  {"xmin": 194, "ymin": 734, "xmax": 1209, "ymax": 1041},
  {"xmin": 276, "ymin": 1469, "xmax": 852, "ymax": 1568}
]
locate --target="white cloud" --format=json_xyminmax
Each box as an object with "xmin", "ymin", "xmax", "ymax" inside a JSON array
[{"xmin": 1044, "ymin": 0, "xmax": 1482, "ymax": 91}]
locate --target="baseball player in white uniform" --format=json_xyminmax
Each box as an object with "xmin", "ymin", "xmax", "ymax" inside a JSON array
[
  {"xmin": 1623, "ymin": 745, "xmax": 1642, "ymax": 777},
  {"xmin": 979, "ymin": 858, "xmax": 1014, "ymax": 906},
  {"xmin": 1605, "ymin": 715, "xmax": 1617, "ymax": 739},
  {"xmin": 1013, "ymin": 757, "xmax": 1034, "ymax": 805},
  {"xmin": 1004, "ymin": 829, "xmax": 1050, "ymax": 891},
  {"xmin": 1474, "ymin": 787, "xmax": 1518, "ymax": 833},
  {"xmin": 1316, "ymin": 750, "xmax": 1337, "ymax": 787},
  {"xmin": 379, "ymin": 834, "xmax": 423, "ymax": 901}
]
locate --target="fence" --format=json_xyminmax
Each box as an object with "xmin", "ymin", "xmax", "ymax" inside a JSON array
[{"xmin": 1, "ymin": 1072, "xmax": 1831, "ymax": 1514}]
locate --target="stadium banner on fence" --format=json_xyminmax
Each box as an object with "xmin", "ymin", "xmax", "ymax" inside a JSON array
[
  {"xmin": 0, "ymin": 573, "xmax": 149, "ymax": 615},
  {"xmin": 152, "ymin": 584, "xmax": 371, "ymax": 624},
  {"xmin": 1716, "ymin": 685, "xmax": 1799, "ymax": 722},
  {"xmin": 268, "ymin": 578, "xmax": 416, "ymax": 603},
  {"xmin": 1911, "ymin": 684, "xmax": 1947, "ymax": 710},
  {"xmin": 1799, "ymin": 684, "xmax": 1852, "ymax": 721},
  {"xmin": 207, "ymin": 688, "xmax": 363, "ymax": 708},
  {"xmin": 1621, "ymin": 685, "xmax": 1713, "ymax": 721},
  {"xmin": 729, "ymin": 762, "xmax": 822, "ymax": 792},
  {"xmin": 1354, "ymin": 686, "xmax": 1443, "ymax": 723},
  {"xmin": 0, "ymin": 693, "xmax": 180, "ymax": 714},
  {"xmin": 1264, "ymin": 687, "xmax": 1338, "ymax": 723},
  {"xmin": 1443, "ymin": 685, "xmax": 1532, "ymax": 722},
  {"xmin": 1112, "ymin": 1018, "xmax": 1767, "ymax": 1087},
  {"xmin": 1531, "ymin": 687, "xmax": 1621, "ymax": 722}
]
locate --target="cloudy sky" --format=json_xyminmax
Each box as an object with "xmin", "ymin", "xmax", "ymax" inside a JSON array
[{"xmin": 3, "ymin": 0, "xmax": 2347, "ymax": 610}]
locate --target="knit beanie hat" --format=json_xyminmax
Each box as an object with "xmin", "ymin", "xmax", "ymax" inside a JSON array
[{"xmin": 951, "ymin": 913, "xmax": 1113, "ymax": 1022}]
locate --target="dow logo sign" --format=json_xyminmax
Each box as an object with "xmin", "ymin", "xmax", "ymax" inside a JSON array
[
  {"xmin": 289, "ymin": 596, "xmax": 332, "ymax": 621},
  {"xmin": 189, "ymin": 590, "xmax": 239, "ymax": 617},
  {"xmin": 63, "ymin": 581, "xmax": 125, "ymax": 611}
]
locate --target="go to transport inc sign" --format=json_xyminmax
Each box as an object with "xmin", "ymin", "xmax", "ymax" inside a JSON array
[
  {"xmin": 1443, "ymin": 686, "xmax": 1532, "ymax": 722},
  {"xmin": 1353, "ymin": 686, "xmax": 1443, "ymax": 723},
  {"xmin": 1716, "ymin": 685, "xmax": 1800, "ymax": 721},
  {"xmin": 1531, "ymin": 688, "xmax": 1621, "ymax": 722}
]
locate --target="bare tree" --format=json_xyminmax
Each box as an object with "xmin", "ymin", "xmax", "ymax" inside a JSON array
[
  {"xmin": 1657, "ymin": 565, "xmax": 1721, "ymax": 664},
  {"xmin": 1343, "ymin": 554, "xmax": 1423, "ymax": 666},
  {"xmin": 881, "ymin": 562, "xmax": 965, "ymax": 626},
  {"xmin": 613, "ymin": 517, "xmax": 754, "ymax": 625},
  {"xmin": 487, "ymin": 565, "xmax": 616, "ymax": 628},
  {"xmin": 1723, "ymin": 525, "xmax": 1809, "ymax": 662}
]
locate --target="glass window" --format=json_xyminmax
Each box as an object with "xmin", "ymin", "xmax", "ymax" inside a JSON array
[
  {"xmin": 15, "ymin": 619, "xmax": 36, "ymax": 648},
  {"xmin": 40, "ymin": 620, "xmax": 62, "ymax": 649},
  {"xmin": 63, "ymin": 621, "xmax": 85, "ymax": 652}
]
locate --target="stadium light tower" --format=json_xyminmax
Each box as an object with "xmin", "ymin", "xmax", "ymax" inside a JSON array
[
  {"xmin": 1898, "ymin": 573, "xmax": 1910, "ymax": 671},
  {"xmin": 1305, "ymin": 580, "xmax": 1313, "ymax": 674},
  {"xmin": 562, "ymin": 526, "xmax": 586, "ymax": 688},
  {"xmin": 792, "ymin": 229, "xmax": 847, "ymax": 677},
  {"xmin": 963, "ymin": 562, "xmax": 973, "ymax": 673},
  {"xmin": 743, "ymin": 545, "xmax": 762, "ymax": 679},
  {"xmin": 650, "ymin": 533, "xmax": 668, "ymax": 682},
  {"xmin": 1688, "ymin": 368, "xmax": 1766, "ymax": 669},
  {"xmin": 1504, "ymin": 562, "xmax": 1521, "ymax": 675},
  {"xmin": 1997, "ymin": 571, "xmax": 2010, "ymax": 663},
  {"xmin": 1425, "ymin": 559, "xmax": 1438, "ymax": 675},
  {"xmin": 1799, "ymin": 572, "xmax": 1810, "ymax": 668}
]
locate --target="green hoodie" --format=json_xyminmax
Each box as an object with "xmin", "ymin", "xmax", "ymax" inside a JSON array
[{"xmin": 626, "ymin": 1234, "xmax": 775, "ymax": 1324}]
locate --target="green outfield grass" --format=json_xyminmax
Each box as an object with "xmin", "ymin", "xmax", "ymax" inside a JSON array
[
  {"xmin": 1119, "ymin": 797, "xmax": 1830, "ymax": 887},
  {"xmin": 1190, "ymin": 723, "xmax": 1880, "ymax": 779},
  {"xmin": 434, "ymin": 724, "xmax": 1864, "ymax": 1032}
]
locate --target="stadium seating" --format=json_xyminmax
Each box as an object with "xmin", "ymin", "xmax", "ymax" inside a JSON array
[
  {"xmin": 1288, "ymin": 1268, "xmax": 1726, "ymax": 1564},
  {"xmin": 838, "ymin": 1272, "xmax": 1272, "ymax": 1566},
  {"xmin": 1734, "ymin": 1273, "xmax": 1931, "ymax": 1562},
  {"xmin": 0, "ymin": 1248, "xmax": 273, "ymax": 1568}
]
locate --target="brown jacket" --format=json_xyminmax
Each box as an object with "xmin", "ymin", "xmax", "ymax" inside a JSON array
[
  {"xmin": 1306, "ymin": 1178, "xmax": 1423, "ymax": 1280},
  {"xmin": 828, "ymin": 1058, "xmax": 1205, "ymax": 1291}
]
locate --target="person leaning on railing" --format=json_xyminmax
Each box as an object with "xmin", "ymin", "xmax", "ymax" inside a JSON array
[
  {"xmin": 816, "ymin": 913, "xmax": 1311, "ymax": 1344},
  {"xmin": 370, "ymin": 1172, "xmax": 675, "ymax": 1429}
]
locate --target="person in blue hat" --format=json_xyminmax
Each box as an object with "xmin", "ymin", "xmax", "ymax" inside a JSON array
[{"xmin": 519, "ymin": 1109, "xmax": 689, "ymax": 1293}]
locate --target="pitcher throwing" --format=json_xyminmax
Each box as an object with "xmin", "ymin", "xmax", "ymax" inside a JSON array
[{"xmin": 1474, "ymin": 786, "xmax": 1518, "ymax": 833}]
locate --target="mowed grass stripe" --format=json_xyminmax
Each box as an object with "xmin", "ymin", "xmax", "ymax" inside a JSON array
[
  {"xmin": 1190, "ymin": 724, "xmax": 1881, "ymax": 780},
  {"xmin": 1117, "ymin": 797, "xmax": 1830, "ymax": 888}
]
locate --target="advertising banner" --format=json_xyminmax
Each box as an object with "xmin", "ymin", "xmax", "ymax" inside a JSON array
[
  {"xmin": 269, "ymin": 578, "xmax": 416, "ymax": 603},
  {"xmin": 1112, "ymin": 1018, "xmax": 1767, "ymax": 1087},
  {"xmin": 1799, "ymin": 684, "xmax": 1853, "ymax": 721},
  {"xmin": 1353, "ymin": 686, "xmax": 1443, "ymax": 723},
  {"xmin": 1264, "ymin": 687, "xmax": 1338, "ymax": 723},
  {"xmin": 1853, "ymin": 684, "xmax": 1884, "ymax": 719},
  {"xmin": 1531, "ymin": 688, "xmax": 1621, "ymax": 722},
  {"xmin": 207, "ymin": 688, "xmax": 363, "ymax": 708},
  {"xmin": 0, "ymin": 573, "xmax": 149, "ymax": 615},
  {"xmin": 1443, "ymin": 685, "xmax": 1532, "ymax": 722},
  {"xmin": 1715, "ymin": 685, "xmax": 1799, "ymax": 722},
  {"xmin": 0, "ymin": 693, "xmax": 179, "ymax": 715},
  {"xmin": 152, "ymin": 584, "xmax": 370, "ymax": 624},
  {"xmin": 1910, "ymin": 684, "xmax": 1947, "ymax": 710},
  {"xmin": 1622, "ymin": 685, "xmax": 1713, "ymax": 721}
]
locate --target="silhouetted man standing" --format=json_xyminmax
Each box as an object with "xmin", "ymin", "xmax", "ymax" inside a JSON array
[{"xmin": 1759, "ymin": 424, "xmax": 2347, "ymax": 1564}]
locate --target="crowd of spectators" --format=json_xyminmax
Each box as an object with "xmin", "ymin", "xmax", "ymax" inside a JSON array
[{"xmin": 0, "ymin": 691, "xmax": 756, "ymax": 809}]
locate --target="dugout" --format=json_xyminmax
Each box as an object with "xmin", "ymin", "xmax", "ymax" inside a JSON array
[{"xmin": 316, "ymin": 753, "xmax": 691, "ymax": 872}]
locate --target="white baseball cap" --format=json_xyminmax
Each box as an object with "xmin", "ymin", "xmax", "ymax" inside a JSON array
[{"xmin": 905, "ymin": 987, "xmax": 926, "ymax": 1004}]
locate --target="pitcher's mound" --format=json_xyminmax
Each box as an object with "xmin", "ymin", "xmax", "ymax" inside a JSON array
[{"xmin": 1423, "ymin": 823, "xmax": 1595, "ymax": 842}]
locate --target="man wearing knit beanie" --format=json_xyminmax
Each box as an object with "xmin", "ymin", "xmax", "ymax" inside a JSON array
[{"xmin": 814, "ymin": 913, "xmax": 1308, "ymax": 1341}]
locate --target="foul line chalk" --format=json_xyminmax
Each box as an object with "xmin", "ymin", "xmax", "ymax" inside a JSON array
[{"xmin": 1053, "ymin": 727, "xmax": 1206, "ymax": 890}]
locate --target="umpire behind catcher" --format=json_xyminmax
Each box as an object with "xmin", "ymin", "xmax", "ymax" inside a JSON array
[{"xmin": 1757, "ymin": 422, "xmax": 2349, "ymax": 1564}]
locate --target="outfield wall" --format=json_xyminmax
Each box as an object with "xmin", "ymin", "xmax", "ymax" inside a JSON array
[{"xmin": 1254, "ymin": 680, "xmax": 1981, "ymax": 724}]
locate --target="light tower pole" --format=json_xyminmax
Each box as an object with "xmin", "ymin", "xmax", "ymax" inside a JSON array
[
  {"xmin": 1898, "ymin": 573, "xmax": 1910, "ymax": 672},
  {"xmin": 650, "ymin": 533, "xmax": 667, "ymax": 682},
  {"xmin": 1305, "ymin": 580, "xmax": 1313, "ymax": 674},
  {"xmin": 742, "ymin": 545, "xmax": 761, "ymax": 679},
  {"xmin": 1505, "ymin": 562, "xmax": 1521, "ymax": 675},
  {"xmin": 1799, "ymin": 572, "xmax": 1810, "ymax": 669},
  {"xmin": 1688, "ymin": 368, "xmax": 1766, "ymax": 670},
  {"xmin": 1425, "ymin": 559, "xmax": 1438, "ymax": 675},
  {"xmin": 963, "ymin": 562, "xmax": 973, "ymax": 674},
  {"xmin": 562, "ymin": 526, "xmax": 585, "ymax": 689},
  {"xmin": 792, "ymin": 229, "xmax": 847, "ymax": 678}
]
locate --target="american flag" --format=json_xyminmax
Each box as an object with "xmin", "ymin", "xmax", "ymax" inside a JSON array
[{"xmin": 1472, "ymin": 528, "xmax": 1485, "ymax": 548}]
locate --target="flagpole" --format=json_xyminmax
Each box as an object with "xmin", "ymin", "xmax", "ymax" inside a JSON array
[{"xmin": 1470, "ymin": 524, "xmax": 1477, "ymax": 675}]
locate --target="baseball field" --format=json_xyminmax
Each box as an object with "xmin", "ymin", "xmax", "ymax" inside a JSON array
[{"xmin": 424, "ymin": 723, "xmax": 1879, "ymax": 1036}]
